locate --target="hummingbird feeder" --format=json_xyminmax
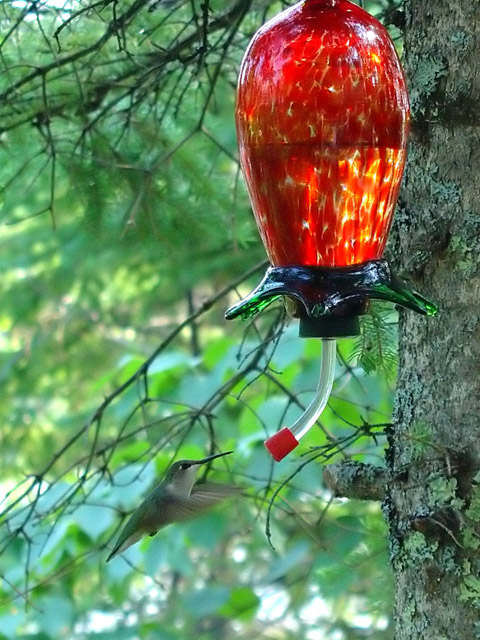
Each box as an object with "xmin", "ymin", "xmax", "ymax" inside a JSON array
[{"xmin": 225, "ymin": 0, "xmax": 437, "ymax": 461}]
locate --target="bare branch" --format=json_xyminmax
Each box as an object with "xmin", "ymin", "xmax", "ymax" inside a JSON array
[{"xmin": 323, "ymin": 461, "xmax": 389, "ymax": 501}]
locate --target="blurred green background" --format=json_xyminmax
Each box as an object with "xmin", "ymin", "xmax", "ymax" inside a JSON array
[{"xmin": 0, "ymin": 1, "xmax": 401, "ymax": 638}]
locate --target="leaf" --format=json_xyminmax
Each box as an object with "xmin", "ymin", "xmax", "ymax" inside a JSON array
[
  {"xmin": 148, "ymin": 352, "xmax": 194, "ymax": 374},
  {"xmin": 110, "ymin": 463, "xmax": 156, "ymax": 510},
  {"xmin": 352, "ymin": 303, "xmax": 398, "ymax": 377},
  {"xmin": 73, "ymin": 504, "xmax": 115, "ymax": 540},
  {"xmin": 218, "ymin": 587, "xmax": 260, "ymax": 621},
  {"xmin": 182, "ymin": 585, "xmax": 231, "ymax": 619},
  {"xmin": 183, "ymin": 511, "xmax": 228, "ymax": 549},
  {"xmin": 0, "ymin": 613, "xmax": 23, "ymax": 640},
  {"xmin": 264, "ymin": 540, "xmax": 311, "ymax": 582},
  {"xmin": 109, "ymin": 440, "xmax": 151, "ymax": 467},
  {"xmin": 35, "ymin": 594, "xmax": 74, "ymax": 637}
]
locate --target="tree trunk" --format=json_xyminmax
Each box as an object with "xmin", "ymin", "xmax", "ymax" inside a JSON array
[{"xmin": 389, "ymin": 1, "xmax": 480, "ymax": 637}]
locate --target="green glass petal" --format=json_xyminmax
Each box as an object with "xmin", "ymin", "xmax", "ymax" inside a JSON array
[{"xmin": 225, "ymin": 260, "xmax": 437, "ymax": 326}]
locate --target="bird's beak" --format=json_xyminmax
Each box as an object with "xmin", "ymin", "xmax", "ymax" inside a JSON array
[{"xmin": 194, "ymin": 450, "xmax": 234, "ymax": 466}]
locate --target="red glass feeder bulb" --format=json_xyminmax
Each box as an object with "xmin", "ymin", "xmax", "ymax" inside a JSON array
[
  {"xmin": 226, "ymin": 0, "xmax": 437, "ymax": 462},
  {"xmin": 227, "ymin": 0, "xmax": 435, "ymax": 334},
  {"xmin": 236, "ymin": 0, "xmax": 409, "ymax": 268}
]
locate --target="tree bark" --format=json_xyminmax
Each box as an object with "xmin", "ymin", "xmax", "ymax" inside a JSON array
[{"xmin": 388, "ymin": 1, "xmax": 480, "ymax": 637}]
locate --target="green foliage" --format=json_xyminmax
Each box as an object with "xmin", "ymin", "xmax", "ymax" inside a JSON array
[
  {"xmin": 352, "ymin": 302, "xmax": 398, "ymax": 378},
  {"xmin": 0, "ymin": 1, "xmax": 402, "ymax": 639}
]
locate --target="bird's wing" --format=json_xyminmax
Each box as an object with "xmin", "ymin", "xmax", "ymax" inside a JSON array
[
  {"xmin": 191, "ymin": 482, "xmax": 242, "ymax": 502},
  {"xmin": 159, "ymin": 483, "xmax": 241, "ymax": 523}
]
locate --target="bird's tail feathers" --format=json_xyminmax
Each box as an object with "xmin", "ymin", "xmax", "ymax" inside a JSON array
[{"xmin": 106, "ymin": 529, "xmax": 144, "ymax": 562}]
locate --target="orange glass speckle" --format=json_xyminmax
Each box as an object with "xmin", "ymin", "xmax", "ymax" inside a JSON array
[{"xmin": 236, "ymin": 0, "xmax": 410, "ymax": 268}]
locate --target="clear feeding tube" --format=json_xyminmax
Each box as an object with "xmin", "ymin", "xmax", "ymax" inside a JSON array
[{"xmin": 264, "ymin": 339, "xmax": 337, "ymax": 461}]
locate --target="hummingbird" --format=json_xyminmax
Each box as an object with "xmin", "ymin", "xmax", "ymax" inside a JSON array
[{"xmin": 106, "ymin": 450, "xmax": 237, "ymax": 562}]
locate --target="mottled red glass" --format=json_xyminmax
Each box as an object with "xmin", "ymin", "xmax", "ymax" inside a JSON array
[{"xmin": 236, "ymin": 0, "xmax": 410, "ymax": 267}]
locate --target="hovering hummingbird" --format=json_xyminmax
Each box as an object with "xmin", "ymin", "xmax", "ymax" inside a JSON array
[{"xmin": 106, "ymin": 450, "xmax": 237, "ymax": 562}]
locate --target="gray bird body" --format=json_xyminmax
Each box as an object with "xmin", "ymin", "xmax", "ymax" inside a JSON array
[{"xmin": 106, "ymin": 451, "xmax": 237, "ymax": 562}]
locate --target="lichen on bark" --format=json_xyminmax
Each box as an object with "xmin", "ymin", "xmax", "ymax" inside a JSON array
[{"xmin": 386, "ymin": 1, "xmax": 480, "ymax": 638}]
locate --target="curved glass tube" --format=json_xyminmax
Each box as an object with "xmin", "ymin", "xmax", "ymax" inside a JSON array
[
  {"xmin": 264, "ymin": 338, "xmax": 337, "ymax": 461},
  {"xmin": 290, "ymin": 338, "xmax": 337, "ymax": 440}
]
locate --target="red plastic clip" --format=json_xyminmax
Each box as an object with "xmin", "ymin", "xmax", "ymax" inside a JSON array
[{"xmin": 264, "ymin": 427, "xmax": 300, "ymax": 462}]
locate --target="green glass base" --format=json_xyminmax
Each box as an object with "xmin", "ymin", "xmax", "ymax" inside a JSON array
[{"xmin": 225, "ymin": 259, "xmax": 437, "ymax": 338}]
